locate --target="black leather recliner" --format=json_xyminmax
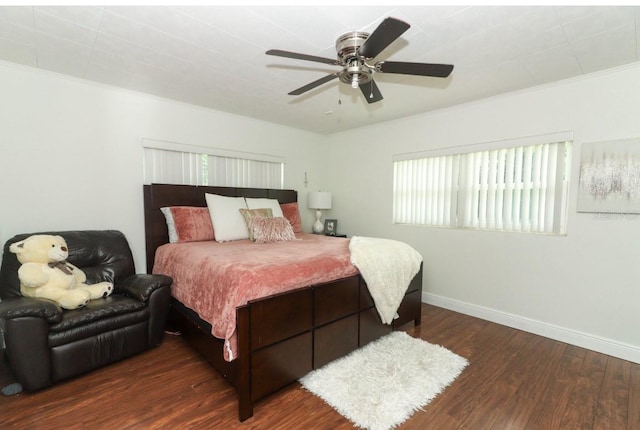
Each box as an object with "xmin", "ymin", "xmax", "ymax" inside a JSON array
[{"xmin": 0, "ymin": 230, "xmax": 172, "ymax": 391}]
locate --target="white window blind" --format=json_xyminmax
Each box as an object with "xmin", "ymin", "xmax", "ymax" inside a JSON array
[
  {"xmin": 143, "ymin": 149, "xmax": 206, "ymax": 186},
  {"xmin": 142, "ymin": 139, "xmax": 284, "ymax": 189},
  {"xmin": 393, "ymin": 135, "xmax": 572, "ymax": 235},
  {"xmin": 206, "ymin": 155, "xmax": 283, "ymax": 188}
]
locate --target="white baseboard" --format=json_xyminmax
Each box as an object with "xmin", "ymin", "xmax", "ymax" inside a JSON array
[{"xmin": 423, "ymin": 292, "xmax": 640, "ymax": 364}]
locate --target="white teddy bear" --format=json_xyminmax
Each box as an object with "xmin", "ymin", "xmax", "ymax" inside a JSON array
[{"xmin": 9, "ymin": 234, "xmax": 113, "ymax": 310}]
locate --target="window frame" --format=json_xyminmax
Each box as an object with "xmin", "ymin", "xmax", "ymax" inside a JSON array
[
  {"xmin": 142, "ymin": 138, "xmax": 285, "ymax": 189},
  {"xmin": 392, "ymin": 132, "xmax": 573, "ymax": 235}
]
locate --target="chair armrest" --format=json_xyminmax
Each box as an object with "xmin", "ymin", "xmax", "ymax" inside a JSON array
[
  {"xmin": 117, "ymin": 274, "xmax": 172, "ymax": 302},
  {"xmin": 0, "ymin": 297, "xmax": 63, "ymax": 324}
]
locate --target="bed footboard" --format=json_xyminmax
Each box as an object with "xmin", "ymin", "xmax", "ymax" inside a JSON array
[
  {"xmin": 233, "ymin": 266, "xmax": 423, "ymax": 421},
  {"xmin": 170, "ymin": 267, "xmax": 422, "ymax": 422}
]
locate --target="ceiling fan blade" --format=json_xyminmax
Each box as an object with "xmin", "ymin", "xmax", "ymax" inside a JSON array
[
  {"xmin": 266, "ymin": 49, "xmax": 339, "ymax": 66},
  {"xmin": 359, "ymin": 79, "xmax": 383, "ymax": 104},
  {"xmin": 288, "ymin": 73, "xmax": 340, "ymax": 95},
  {"xmin": 377, "ymin": 61, "xmax": 454, "ymax": 78},
  {"xmin": 357, "ymin": 17, "xmax": 410, "ymax": 59}
]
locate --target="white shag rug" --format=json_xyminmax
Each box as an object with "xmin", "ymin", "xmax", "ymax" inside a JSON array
[{"xmin": 299, "ymin": 331, "xmax": 468, "ymax": 430}]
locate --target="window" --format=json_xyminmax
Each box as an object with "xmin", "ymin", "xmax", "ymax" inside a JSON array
[
  {"xmin": 393, "ymin": 133, "xmax": 573, "ymax": 235},
  {"xmin": 142, "ymin": 139, "xmax": 284, "ymax": 189}
]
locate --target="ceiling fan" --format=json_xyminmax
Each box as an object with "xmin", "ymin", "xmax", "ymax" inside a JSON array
[{"xmin": 266, "ymin": 17, "xmax": 454, "ymax": 104}]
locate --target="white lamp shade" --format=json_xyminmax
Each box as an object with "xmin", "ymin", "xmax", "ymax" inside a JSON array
[{"xmin": 308, "ymin": 191, "xmax": 332, "ymax": 210}]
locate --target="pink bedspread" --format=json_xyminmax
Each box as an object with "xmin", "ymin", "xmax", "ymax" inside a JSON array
[{"xmin": 152, "ymin": 233, "xmax": 358, "ymax": 361}]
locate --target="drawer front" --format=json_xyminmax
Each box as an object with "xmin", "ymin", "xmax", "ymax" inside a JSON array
[
  {"xmin": 250, "ymin": 288, "xmax": 313, "ymax": 350},
  {"xmin": 315, "ymin": 277, "xmax": 359, "ymax": 326},
  {"xmin": 251, "ymin": 331, "xmax": 312, "ymax": 401},
  {"xmin": 359, "ymin": 307, "xmax": 392, "ymax": 347},
  {"xmin": 359, "ymin": 280, "xmax": 375, "ymax": 310},
  {"xmin": 393, "ymin": 289, "xmax": 422, "ymax": 328},
  {"xmin": 314, "ymin": 314, "xmax": 359, "ymax": 368}
]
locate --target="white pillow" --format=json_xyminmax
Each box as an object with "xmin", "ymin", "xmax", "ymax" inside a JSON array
[
  {"xmin": 205, "ymin": 193, "xmax": 249, "ymax": 242},
  {"xmin": 245, "ymin": 197, "xmax": 284, "ymax": 218},
  {"xmin": 160, "ymin": 207, "xmax": 179, "ymax": 243}
]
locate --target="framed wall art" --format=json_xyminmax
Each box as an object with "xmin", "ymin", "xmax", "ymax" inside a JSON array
[{"xmin": 577, "ymin": 138, "xmax": 640, "ymax": 213}]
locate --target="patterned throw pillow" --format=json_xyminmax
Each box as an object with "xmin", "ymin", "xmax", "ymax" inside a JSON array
[
  {"xmin": 239, "ymin": 208, "xmax": 273, "ymax": 241},
  {"xmin": 250, "ymin": 217, "xmax": 296, "ymax": 244}
]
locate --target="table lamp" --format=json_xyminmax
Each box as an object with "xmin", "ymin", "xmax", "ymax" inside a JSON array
[{"xmin": 307, "ymin": 191, "xmax": 332, "ymax": 234}]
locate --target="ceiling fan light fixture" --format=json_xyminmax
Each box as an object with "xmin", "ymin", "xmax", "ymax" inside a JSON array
[{"xmin": 339, "ymin": 60, "xmax": 372, "ymax": 88}]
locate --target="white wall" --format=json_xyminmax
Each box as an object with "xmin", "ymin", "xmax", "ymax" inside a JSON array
[
  {"xmin": 327, "ymin": 63, "xmax": 640, "ymax": 363},
  {"xmin": 0, "ymin": 62, "xmax": 328, "ymax": 272}
]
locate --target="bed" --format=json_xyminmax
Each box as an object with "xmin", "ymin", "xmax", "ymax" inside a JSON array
[{"xmin": 143, "ymin": 183, "xmax": 423, "ymax": 421}]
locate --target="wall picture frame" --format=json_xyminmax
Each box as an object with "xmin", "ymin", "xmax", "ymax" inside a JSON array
[
  {"xmin": 323, "ymin": 219, "xmax": 337, "ymax": 235},
  {"xmin": 577, "ymin": 138, "xmax": 640, "ymax": 214}
]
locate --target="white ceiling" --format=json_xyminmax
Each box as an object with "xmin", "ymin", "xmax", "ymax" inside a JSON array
[{"xmin": 1, "ymin": 5, "xmax": 639, "ymax": 134}]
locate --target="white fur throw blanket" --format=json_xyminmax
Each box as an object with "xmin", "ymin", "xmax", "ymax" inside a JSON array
[{"xmin": 349, "ymin": 236, "xmax": 423, "ymax": 324}]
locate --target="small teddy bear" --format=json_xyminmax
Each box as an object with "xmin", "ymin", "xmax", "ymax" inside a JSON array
[{"xmin": 9, "ymin": 234, "xmax": 113, "ymax": 309}]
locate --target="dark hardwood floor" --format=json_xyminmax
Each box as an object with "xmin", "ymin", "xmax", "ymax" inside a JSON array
[{"xmin": 1, "ymin": 304, "xmax": 638, "ymax": 429}]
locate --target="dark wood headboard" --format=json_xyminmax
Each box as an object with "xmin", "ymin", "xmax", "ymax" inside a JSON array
[{"xmin": 143, "ymin": 183, "xmax": 298, "ymax": 273}]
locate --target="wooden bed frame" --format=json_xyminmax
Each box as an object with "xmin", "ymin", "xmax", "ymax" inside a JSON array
[{"xmin": 143, "ymin": 183, "xmax": 423, "ymax": 421}]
